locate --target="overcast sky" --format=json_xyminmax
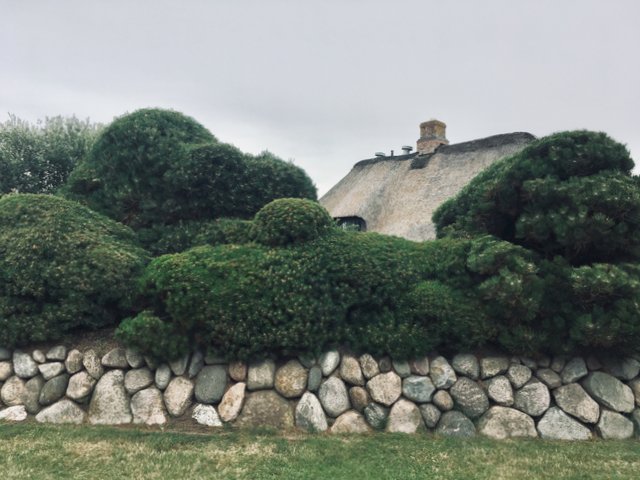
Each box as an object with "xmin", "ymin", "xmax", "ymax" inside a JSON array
[{"xmin": 2, "ymin": 0, "xmax": 639, "ymax": 195}]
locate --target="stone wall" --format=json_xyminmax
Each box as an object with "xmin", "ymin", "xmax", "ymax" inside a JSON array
[{"xmin": 1, "ymin": 344, "xmax": 640, "ymax": 440}]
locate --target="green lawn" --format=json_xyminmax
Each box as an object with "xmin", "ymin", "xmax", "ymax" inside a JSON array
[{"xmin": 1, "ymin": 422, "xmax": 639, "ymax": 479}]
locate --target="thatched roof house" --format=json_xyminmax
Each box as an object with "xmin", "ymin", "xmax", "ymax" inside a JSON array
[{"xmin": 320, "ymin": 120, "xmax": 535, "ymax": 241}]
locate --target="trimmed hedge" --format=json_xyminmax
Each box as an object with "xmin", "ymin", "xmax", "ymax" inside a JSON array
[{"xmin": 0, "ymin": 194, "xmax": 148, "ymax": 346}]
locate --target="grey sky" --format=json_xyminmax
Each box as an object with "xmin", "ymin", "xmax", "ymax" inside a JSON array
[{"xmin": 2, "ymin": 0, "xmax": 639, "ymax": 195}]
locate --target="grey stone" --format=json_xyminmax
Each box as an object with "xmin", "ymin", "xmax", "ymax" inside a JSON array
[
  {"xmin": 1, "ymin": 376, "xmax": 25, "ymax": 406},
  {"xmin": 229, "ymin": 361, "xmax": 247, "ymax": 382},
  {"xmin": 203, "ymin": 352, "xmax": 225, "ymax": 365},
  {"xmin": 0, "ymin": 347, "xmax": 10, "ymax": 361},
  {"xmin": 297, "ymin": 353, "xmax": 316, "ymax": 369},
  {"xmin": 477, "ymin": 406, "xmax": 537, "ymax": 439},
  {"xmin": 235, "ymin": 390, "xmax": 294, "ymax": 429},
  {"xmin": 603, "ymin": 357, "xmax": 640, "ymax": 381},
  {"xmin": 366, "ymin": 371, "xmax": 401, "ymax": 406},
  {"xmin": 307, "ymin": 366, "xmax": 322, "ymax": 392},
  {"xmin": 247, "ymin": 359, "xmax": 276, "ymax": 391},
  {"xmin": 561, "ymin": 357, "xmax": 588, "ymax": 384},
  {"xmin": 430, "ymin": 356, "xmax": 457, "ymax": 389},
  {"xmin": 582, "ymin": 372, "xmax": 634, "ymax": 413},
  {"xmin": 38, "ymin": 362, "xmax": 65, "ymax": 380},
  {"xmin": 420, "ymin": 403, "xmax": 441, "ymax": 428},
  {"xmin": 378, "ymin": 356, "xmax": 392, "ymax": 373},
  {"xmin": 432, "ymin": 390, "xmax": 454, "ymax": 411},
  {"xmin": 124, "ymin": 368, "xmax": 154, "ymax": 394},
  {"xmin": 436, "ymin": 411, "xmax": 476, "ymax": 437},
  {"xmin": 480, "ymin": 356, "xmax": 509, "ymax": 379},
  {"xmin": 597, "ymin": 410, "xmax": 634, "ymax": 439},
  {"xmin": 514, "ymin": 380, "xmax": 550, "ymax": 417},
  {"xmin": 520, "ymin": 357, "xmax": 537, "ymax": 369},
  {"xmin": 319, "ymin": 350, "xmax": 340, "ymax": 376},
  {"xmin": 144, "ymin": 356, "xmax": 158, "ymax": 370},
  {"xmin": 535, "ymin": 368, "xmax": 561, "ymax": 389},
  {"xmin": 101, "ymin": 348, "xmax": 128, "ymax": 368},
  {"xmin": 275, "ymin": 360, "xmax": 308, "ymax": 398},
  {"xmin": 169, "ymin": 354, "xmax": 190, "ymax": 376},
  {"xmin": 88, "ymin": 370, "xmax": 132, "ymax": 424},
  {"xmin": 194, "ymin": 365, "xmax": 227, "ymax": 403},
  {"xmin": 392, "ymin": 359, "xmax": 411, "ymax": 378},
  {"xmin": 452, "ymin": 354, "xmax": 479, "ymax": 380},
  {"xmin": 632, "ymin": 409, "xmax": 640, "ymax": 437},
  {"xmin": 586, "ymin": 355, "xmax": 602, "ymax": 371},
  {"xmin": 554, "ymin": 383, "xmax": 600, "ymax": 424},
  {"xmin": 125, "ymin": 348, "xmax": 145, "ymax": 369},
  {"xmin": 0, "ymin": 361, "xmax": 12, "ymax": 381},
  {"xmin": 35, "ymin": 399, "xmax": 85, "ymax": 424},
  {"xmin": 402, "ymin": 375, "xmax": 435, "ymax": 403},
  {"xmin": 164, "ymin": 376, "xmax": 194, "ymax": 417},
  {"xmin": 83, "ymin": 349, "xmax": 104, "ymax": 380},
  {"xmin": 155, "ymin": 364, "xmax": 172, "ymax": 390},
  {"xmin": 13, "ymin": 351, "xmax": 38, "ymax": 379},
  {"xmin": 332, "ymin": 410, "xmax": 372, "ymax": 434},
  {"xmin": 187, "ymin": 351, "xmax": 204, "ymax": 378},
  {"xmin": 131, "ymin": 387, "xmax": 167, "ymax": 425},
  {"xmin": 32, "ymin": 350, "xmax": 46, "ymax": 363},
  {"xmin": 629, "ymin": 378, "xmax": 640, "ymax": 407},
  {"xmin": 349, "ymin": 386, "xmax": 370, "ymax": 412},
  {"xmin": 409, "ymin": 357, "xmax": 430, "ymax": 376},
  {"xmin": 192, "ymin": 404, "xmax": 222, "ymax": 427},
  {"xmin": 23, "ymin": 376, "xmax": 44, "ymax": 414},
  {"xmin": 318, "ymin": 376, "xmax": 350, "ymax": 417},
  {"xmin": 340, "ymin": 354, "xmax": 365, "ymax": 386},
  {"xmin": 507, "ymin": 364, "xmax": 532, "ymax": 389},
  {"xmin": 551, "ymin": 355, "xmax": 568, "ymax": 373},
  {"xmin": 39, "ymin": 374, "xmax": 69, "ymax": 406},
  {"xmin": 359, "ymin": 354, "xmax": 380, "ymax": 379},
  {"xmin": 65, "ymin": 349, "xmax": 83, "ymax": 374},
  {"xmin": 364, "ymin": 402, "xmax": 389, "ymax": 430},
  {"xmin": 295, "ymin": 392, "xmax": 328, "ymax": 432},
  {"xmin": 487, "ymin": 375, "xmax": 514, "ymax": 406},
  {"xmin": 66, "ymin": 371, "xmax": 96, "ymax": 401},
  {"xmin": 46, "ymin": 346, "xmax": 67, "ymax": 361},
  {"xmin": 386, "ymin": 399, "xmax": 424, "ymax": 433},
  {"xmin": 0, "ymin": 405, "xmax": 28, "ymax": 422},
  {"xmin": 450, "ymin": 378, "xmax": 489, "ymax": 419},
  {"xmin": 537, "ymin": 355, "xmax": 551, "ymax": 368},
  {"xmin": 218, "ymin": 382, "xmax": 246, "ymax": 422},
  {"xmin": 537, "ymin": 407, "xmax": 592, "ymax": 440}
]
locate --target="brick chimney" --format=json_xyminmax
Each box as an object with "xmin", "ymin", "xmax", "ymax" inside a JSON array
[{"xmin": 417, "ymin": 120, "xmax": 448, "ymax": 155}]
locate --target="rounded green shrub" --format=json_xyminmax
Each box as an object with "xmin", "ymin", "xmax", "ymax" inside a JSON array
[
  {"xmin": 253, "ymin": 198, "xmax": 335, "ymax": 246},
  {"xmin": 0, "ymin": 194, "xmax": 148, "ymax": 346}
]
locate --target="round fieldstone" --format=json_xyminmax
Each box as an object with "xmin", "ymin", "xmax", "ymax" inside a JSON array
[
  {"xmin": 39, "ymin": 374, "xmax": 69, "ymax": 406},
  {"xmin": 364, "ymin": 402, "xmax": 389, "ymax": 430},
  {"xmin": 296, "ymin": 392, "xmax": 328, "ymax": 432},
  {"xmin": 561, "ymin": 357, "xmax": 588, "ymax": 384},
  {"xmin": 487, "ymin": 375, "xmax": 514, "ymax": 406},
  {"xmin": 194, "ymin": 365, "xmax": 227, "ymax": 404},
  {"xmin": 420, "ymin": 403, "xmax": 441, "ymax": 428},
  {"xmin": 402, "ymin": 375, "xmax": 435, "ymax": 403},
  {"xmin": 409, "ymin": 356, "xmax": 430, "ymax": 376},
  {"xmin": 629, "ymin": 378, "xmax": 640, "ymax": 406},
  {"xmin": 235, "ymin": 390, "xmax": 294, "ymax": 429},
  {"xmin": 83, "ymin": 349, "xmax": 104, "ymax": 380},
  {"xmin": 297, "ymin": 353, "xmax": 316, "ymax": 369},
  {"xmin": 318, "ymin": 377, "xmax": 350, "ymax": 417},
  {"xmin": 88, "ymin": 370, "xmax": 132, "ymax": 424},
  {"xmin": 247, "ymin": 359, "xmax": 276, "ymax": 391},
  {"xmin": 597, "ymin": 410, "xmax": 634, "ymax": 440},
  {"xmin": 275, "ymin": 360, "xmax": 308, "ymax": 398},
  {"xmin": 307, "ymin": 366, "xmax": 322, "ymax": 392},
  {"xmin": 332, "ymin": 410, "xmax": 372, "ymax": 434},
  {"xmin": 101, "ymin": 348, "xmax": 128, "ymax": 368},
  {"xmin": 366, "ymin": 371, "xmax": 401, "ymax": 407},
  {"xmin": 430, "ymin": 356, "xmax": 457, "ymax": 389},
  {"xmin": 450, "ymin": 377, "xmax": 489, "ymax": 419},
  {"xmin": 31, "ymin": 350, "xmax": 44, "ymax": 363},
  {"xmin": 340, "ymin": 354, "xmax": 365, "ymax": 386},
  {"xmin": 537, "ymin": 407, "xmax": 592, "ymax": 440},
  {"xmin": 452, "ymin": 354, "xmax": 479, "ymax": 380},
  {"xmin": 1, "ymin": 376, "xmax": 26, "ymax": 406},
  {"xmin": 349, "ymin": 386, "xmax": 370, "ymax": 412},
  {"xmin": 229, "ymin": 361, "xmax": 247, "ymax": 382},
  {"xmin": 507, "ymin": 364, "xmax": 532, "ymax": 389},
  {"xmin": 392, "ymin": 359, "xmax": 411, "ymax": 378},
  {"xmin": 125, "ymin": 348, "xmax": 145, "ymax": 369},
  {"xmin": 169, "ymin": 354, "xmax": 190, "ymax": 376},
  {"xmin": 319, "ymin": 351, "xmax": 340, "ymax": 376},
  {"xmin": 551, "ymin": 355, "xmax": 568, "ymax": 373},
  {"xmin": 23, "ymin": 376, "xmax": 44, "ymax": 414},
  {"xmin": 218, "ymin": 382, "xmax": 246, "ymax": 422},
  {"xmin": 0, "ymin": 361, "xmax": 12, "ymax": 381},
  {"xmin": 192, "ymin": 404, "xmax": 222, "ymax": 427},
  {"xmin": 514, "ymin": 380, "xmax": 550, "ymax": 417},
  {"xmin": 0, "ymin": 405, "xmax": 28, "ymax": 422},
  {"xmin": 164, "ymin": 376, "xmax": 195, "ymax": 417},
  {"xmin": 13, "ymin": 351, "xmax": 38, "ymax": 379},
  {"xmin": 35, "ymin": 399, "xmax": 86, "ymax": 424},
  {"xmin": 66, "ymin": 371, "xmax": 97, "ymax": 401},
  {"xmin": 38, "ymin": 362, "xmax": 65, "ymax": 381},
  {"xmin": 378, "ymin": 356, "xmax": 392, "ymax": 373},
  {"xmin": 124, "ymin": 368, "xmax": 154, "ymax": 395},
  {"xmin": 155, "ymin": 364, "xmax": 172, "ymax": 390},
  {"xmin": 187, "ymin": 351, "xmax": 204, "ymax": 378},
  {"xmin": 602, "ymin": 357, "xmax": 640, "ymax": 381},
  {"xmin": 386, "ymin": 399, "xmax": 423, "ymax": 433},
  {"xmin": 436, "ymin": 411, "xmax": 476, "ymax": 437},
  {"xmin": 358, "ymin": 354, "xmax": 380, "ymax": 379},
  {"xmin": 536, "ymin": 368, "xmax": 561, "ymax": 389},
  {"xmin": 131, "ymin": 387, "xmax": 167, "ymax": 425},
  {"xmin": 553, "ymin": 383, "xmax": 600, "ymax": 424},
  {"xmin": 46, "ymin": 346, "xmax": 67, "ymax": 362},
  {"xmin": 582, "ymin": 372, "xmax": 634, "ymax": 413},
  {"xmin": 477, "ymin": 406, "xmax": 537, "ymax": 439},
  {"xmin": 432, "ymin": 390, "xmax": 454, "ymax": 411},
  {"xmin": 0, "ymin": 347, "xmax": 11, "ymax": 361},
  {"xmin": 65, "ymin": 349, "xmax": 83, "ymax": 374},
  {"xmin": 480, "ymin": 356, "xmax": 509, "ymax": 379}
]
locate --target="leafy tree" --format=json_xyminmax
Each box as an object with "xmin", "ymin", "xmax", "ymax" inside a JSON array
[{"xmin": 0, "ymin": 114, "xmax": 102, "ymax": 194}]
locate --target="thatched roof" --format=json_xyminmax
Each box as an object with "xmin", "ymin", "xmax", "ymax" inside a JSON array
[{"xmin": 320, "ymin": 132, "xmax": 535, "ymax": 241}]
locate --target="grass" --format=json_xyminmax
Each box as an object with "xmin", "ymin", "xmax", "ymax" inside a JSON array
[{"xmin": 1, "ymin": 422, "xmax": 639, "ymax": 480}]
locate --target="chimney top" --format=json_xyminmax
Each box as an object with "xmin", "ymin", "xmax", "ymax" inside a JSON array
[{"xmin": 417, "ymin": 119, "xmax": 448, "ymax": 155}]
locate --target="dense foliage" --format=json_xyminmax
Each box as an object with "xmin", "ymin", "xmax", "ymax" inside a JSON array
[
  {"xmin": 0, "ymin": 114, "xmax": 102, "ymax": 194},
  {"xmin": 0, "ymin": 194, "xmax": 148, "ymax": 347}
]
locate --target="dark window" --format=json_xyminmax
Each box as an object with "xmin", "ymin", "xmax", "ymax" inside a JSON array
[{"xmin": 336, "ymin": 216, "xmax": 366, "ymax": 232}]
